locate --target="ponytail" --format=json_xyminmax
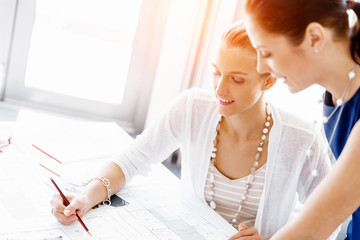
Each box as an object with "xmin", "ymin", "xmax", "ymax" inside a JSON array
[{"xmin": 348, "ymin": 1, "xmax": 360, "ymax": 64}]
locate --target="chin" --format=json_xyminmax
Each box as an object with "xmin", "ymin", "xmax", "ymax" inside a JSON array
[
  {"xmin": 217, "ymin": 108, "xmax": 232, "ymax": 117},
  {"xmin": 283, "ymin": 77, "xmax": 310, "ymax": 93},
  {"xmin": 286, "ymin": 85, "xmax": 298, "ymax": 93},
  {"xmin": 289, "ymin": 83, "xmax": 312, "ymax": 94},
  {"xmin": 285, "ymin": 83, "xmax": 303, "ymax": 94}
]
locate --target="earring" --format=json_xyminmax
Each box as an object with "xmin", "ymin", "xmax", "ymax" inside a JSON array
[{"xmin": 314, "ymin": 49, "xmax": 318, "ymax": 53}]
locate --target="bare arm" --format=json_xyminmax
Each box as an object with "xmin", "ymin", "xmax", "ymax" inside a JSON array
[
  {"xmin": 82, "ymin": 162, "xmax": 126, "ymax": 208},
  {"xmin": 272, "ymin": 120, "xmax": 360, "ymax": 240},
  {"xmin": 51, "ymin": 162, "xmax": 126, "ymax": 225}
]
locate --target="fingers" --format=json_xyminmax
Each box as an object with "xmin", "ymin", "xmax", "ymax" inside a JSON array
[
  {"xmin": 230, "ymin": 236, "xmax": 261, "ymax": 240},
  {"xmin": 228, "ymin": 225, "xmax": 262, "ymax": 240},
  {"xmin": 50, "ymin": 194, "xmax": 78, "ymax": 225},
  {"xmin": 238, "ymin": 223, "xmax": 249, "ymax": 231},
  {"xmin": 50, "ymin": 194, "xmax": 66, "ymax": 215},
  {"xmin": 50, "ymin": 193, "xmax": 63, "ymax": 209},
  {"xmin": 64, "ymin": 197, "xmax": 85, "ymax": 217}
]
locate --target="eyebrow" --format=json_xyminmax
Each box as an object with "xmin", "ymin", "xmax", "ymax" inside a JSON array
[
  {"xmin": 254, "ymin": 45, "xmax": 266, "ymax": 50},
  {"xmin": 211, "ymin": 63, "xmax": 248, "ymax": 75},
  {"xmin": 229, "ymin": 71, "xmax": 248, "ymax": 75}
]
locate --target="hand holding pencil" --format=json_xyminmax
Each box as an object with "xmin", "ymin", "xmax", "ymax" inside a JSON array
[
  {"xmin": 50, "ymin": 178, "xmax": 92, "ymax": 236},
  {"xmin": 50, "ymin": 192, "xmax": 90, "ymax": 225}
]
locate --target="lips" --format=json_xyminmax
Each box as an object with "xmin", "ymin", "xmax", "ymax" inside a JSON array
[{"xmin": 219, "ymin": 97, "xmax": 234, "ymax": 105}]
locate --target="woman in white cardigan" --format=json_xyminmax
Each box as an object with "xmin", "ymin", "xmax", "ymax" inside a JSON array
[{"xmin": 50, "ymin": 22, "xmax": 333, "ymax": 239}]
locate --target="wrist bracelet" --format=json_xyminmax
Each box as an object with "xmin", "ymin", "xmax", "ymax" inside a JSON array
[{"xmin": 89, "ymin": 177, "xmax": 111, "ymax": 206}]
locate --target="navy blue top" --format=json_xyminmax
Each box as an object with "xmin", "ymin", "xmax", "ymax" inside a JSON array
[{"xmin": 323, "ymin": 88, "xmax": 360, "ymax": 240}]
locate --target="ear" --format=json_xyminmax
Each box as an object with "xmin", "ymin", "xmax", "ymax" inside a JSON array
[
  {"xmin": 262, "ymin": 75, "xmax": 276, "ymax": 90},
  {"xmin": 302, "ymin": 22, "xmax": 326, "ymax": 53}
]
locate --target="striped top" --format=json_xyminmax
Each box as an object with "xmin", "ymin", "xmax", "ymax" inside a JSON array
[{"xmin": 204, "ymin": 163, "xmax": 267, "ymax": 228}]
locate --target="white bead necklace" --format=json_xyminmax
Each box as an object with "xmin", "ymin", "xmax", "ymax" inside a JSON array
[
  {"xmin": 322, "ymin": 64, "xmax": 359, "ymax": 146},
  {"xmin": 306, "ymin": 64, "xmax": 359, "ymax": 175},
  {"xmin": 208, "ymin": 103, "xmax": 271, "ymax": 225}
]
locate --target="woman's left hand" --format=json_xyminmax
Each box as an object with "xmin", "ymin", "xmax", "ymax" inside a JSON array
[{"xmin": 228, "ymin": 223, "xmax": 263, "ymax": 240}]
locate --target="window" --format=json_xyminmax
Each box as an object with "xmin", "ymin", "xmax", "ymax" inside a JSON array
[
  {"xmin": 3, "ymin": 0, "xmax": 172, "ymax": 134},
  {"xmin": 1, "ymin": 0, "xmax": 323, "ymax": 134},
  {"xmin": 24, "ymin": 0, "xmax": 142, "ymax": 105}
]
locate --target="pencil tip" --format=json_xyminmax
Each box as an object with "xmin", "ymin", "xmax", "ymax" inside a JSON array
[{"xmin": 87, "ymin": 231, "xmax": 92, "ymax": 237}]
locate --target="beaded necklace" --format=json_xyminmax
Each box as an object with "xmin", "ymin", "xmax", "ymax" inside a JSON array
[
  {"xmin": 208, "ymin": 103, "xmax": 271, "ymax": 225},
  {"xmin": 322, "ymin": 64, "xmax": 359, "ymax": 146}
]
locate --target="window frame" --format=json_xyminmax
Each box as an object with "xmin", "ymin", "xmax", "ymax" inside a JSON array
[{"xmin": 3, "ymin": 0, "xmax": 172, "ymax": 134}]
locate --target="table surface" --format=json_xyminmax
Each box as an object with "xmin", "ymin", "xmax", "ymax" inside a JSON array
[{"xmin": 0, "ymin": 110, "xmax": 236, "ymax": 240}]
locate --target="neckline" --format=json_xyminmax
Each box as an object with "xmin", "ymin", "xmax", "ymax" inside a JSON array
[
  {"xmin": 324, "ymin": 87, "xmax": 360, "ymax": 107},
  {"xmin": 213, "ymin": 162, "xmax": 267, "ymax": 182}
]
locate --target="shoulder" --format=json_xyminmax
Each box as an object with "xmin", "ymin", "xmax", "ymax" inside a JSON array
[
  {"xmin": 272, "ymin": 105, "xmax": 320, "ymax": 146},
  {"xmin": 163, "ymin": 87, "xmax": 217, "ymax": 123},
  {"xmin": 275, "ymin": 106, "xmax": 315, "ymax": 136}
]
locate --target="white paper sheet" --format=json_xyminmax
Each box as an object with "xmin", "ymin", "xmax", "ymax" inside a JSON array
[
  {"xmin": 0, "ymin": 118, "xmax": 237, "ymax": 240},
  {"xmin": 11, "ymin": 109, "xmax": 132, "ymax": 163}
]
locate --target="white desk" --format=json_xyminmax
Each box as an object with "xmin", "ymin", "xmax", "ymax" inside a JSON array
[{"xmin": 0, "ymin": 110, "xmax": 236, "ymax": 240}]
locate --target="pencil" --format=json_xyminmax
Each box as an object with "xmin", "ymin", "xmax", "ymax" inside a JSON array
[{"xmin": 50, "ymin": 178, "xmax": 92, "ymax": 237}]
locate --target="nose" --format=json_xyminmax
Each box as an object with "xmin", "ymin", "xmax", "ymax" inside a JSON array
[
  {"xmin": 256, "ymin": 54, "xmax": 271, "ymax": 75},
  {"xmin": 215, "ymin": 76, "xmax": 229, "ymax": 96}
]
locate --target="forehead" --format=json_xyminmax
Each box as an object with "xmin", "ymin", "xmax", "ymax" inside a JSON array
[
  {"xmin": 244, "ymin": 15, "xmax": 292, "ymax": 50},
  {"xmin": 214, "ymin": 44, "xmax": 257, "ymax": 70}
]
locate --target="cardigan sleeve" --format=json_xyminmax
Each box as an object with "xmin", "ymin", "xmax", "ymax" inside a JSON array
[
  {"xmin": 296, "ymin": 132, "xmax": 341, "ymax": 240},
  {"xmin": 111, "ymin": 89, "xmax": 194, "ymax": 183},
  {"xmin": 297, "ymin": 131, "xmax": 332, "ymax": 203}
]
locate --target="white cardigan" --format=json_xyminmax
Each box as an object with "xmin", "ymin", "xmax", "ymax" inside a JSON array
[{"xmin": 112, "ymin": 88, "xmax": 333, "ymax": 239}]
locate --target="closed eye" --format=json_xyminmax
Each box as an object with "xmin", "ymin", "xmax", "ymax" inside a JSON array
[
  {"xmin": 260, "ymin": 50, "xmax": 272, "ymax": 58},
  {"xmin": 229, "ymin": 76, "xmax": 245, "ymax": 83}
]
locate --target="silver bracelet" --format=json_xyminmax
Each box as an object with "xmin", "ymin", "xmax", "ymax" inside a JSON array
[{"xmin": 89, "ymin": 177, "xmax": 111, "ymax": 206}]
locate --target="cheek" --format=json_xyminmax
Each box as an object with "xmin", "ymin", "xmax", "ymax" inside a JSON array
[
  {"xmin": 235, "ymin": 85, "xmax": 262, "ymax": 103},
  {"xmin": 213, "ymin": 77, "xmax": 220, "ymax": 91},
  {"xmin": 276, "ymin": 52, "xmax": 305, "ymax": 76},
  {"xmin": 213, "ymin": 76, "xmax": 218, "ymax": 86},
  {"xmin": 271, "ymin": 57, "xmax": 289, "ymax": 73}
]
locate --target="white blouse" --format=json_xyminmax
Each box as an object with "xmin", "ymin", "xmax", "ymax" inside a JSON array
[{"xmin": 112, "ymin": 87, "xmax": 336, "ymax": 239}]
